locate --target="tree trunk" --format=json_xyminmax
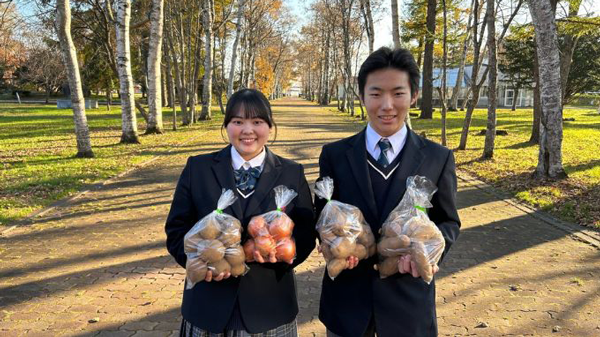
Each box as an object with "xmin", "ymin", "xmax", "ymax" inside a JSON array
[
  {"xmin": 530, "ymin": 45, "xmax": 541, "ymax": 143},
  {"xmin": 146, "ymin": 0, "xmax": 164, "ymax": 134},
  {"xmin": 458, "ymin": 0, "xmax": 484, "ymax": 150},
  {"xmin": 391, "ymin": 0, "xmax": 400, "ymax": 49},
  {"xmin": 115, "ymin": 0, "xmax": 140, "ymax": 144},
  {"xmin": 199, "ymin": 0, "xmax": 214, "ymax": 120},
  {"xmin": 450, "ymin": 0, "xmax": 475, "ymax": 111},
  {"xmin": 164, "ymin": 40, "xmax": 177, "ymax": 130},
  {"xmin": 56, "ymin": 0, "xmax": 94, "ymax": 157},
  {"xmin": 559, "ymin": 1, "xmax": 581, "ymax": 104},
  {"xmin": 512, "ymin": 86, "xmax": 519, "ymax": 111},
  {"xmin": 439, "ymin": 0, "xmax": 448, "ymax": 146},
  {"xmin": 529, "ymin": 0, "xmax": 566, "ymax": 179},
  {"xmin": 360, "ymin": 0, "xmax": 375, "ymax": 53},
  {"xmin": 483, "ymin": 0, "xmax": 497, "ymax": 159},
  {"xmin": 419, "ymin": 0, "xmax": 436, "ymax": 119}
]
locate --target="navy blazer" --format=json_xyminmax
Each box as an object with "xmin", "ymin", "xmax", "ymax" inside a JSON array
[
  {"xmin": 315, "ymin": 128, "xmax": 461, "ymax": 337},
  {"xmin": 165, "ymin": 145, "xmax": 316, "ymax": 333}
]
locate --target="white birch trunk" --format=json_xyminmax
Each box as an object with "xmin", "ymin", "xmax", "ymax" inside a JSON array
[
  {"xmin": 200, "ymin": 0, "xmax": 214, "ymax": 120},
  {"xmin": 146, "ymin": 0, "xmax": 164, "ymax": 134},
  {"xmin": 391, "ymin": 0, "xmax": 400, "ymax": 49},
  {"xmin": 115, "ymin": 0, "xmax": 139, "ymax": 143},
  {"xmin": 56, "ymin": 0, "xmax": 94, "ymax": 157},
  {"xmin": 227, "ymin": 0, "xmax": 244, "ymax": 99},
  {"xmin": 529, "ymin": 0, "xmax": 566, "ymax": 179},
  {"xmin": 483, "ymin": 0, "xmax": 497, "ymax": 159}
]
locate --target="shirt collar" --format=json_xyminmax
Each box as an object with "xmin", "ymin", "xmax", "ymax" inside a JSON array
[
  {"xmin": 365, "ymin": 123, "xmax": 407, "ymax": 155},
  {"xmin": 231, "ymin": 146, "xmax": 266, "ymax": 170}
]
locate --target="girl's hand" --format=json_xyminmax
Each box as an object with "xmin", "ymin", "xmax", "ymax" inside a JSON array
[
  {"xmin": 253, "ymin": 250, "xmax": 277, "ymax": 263},
  {"xmin": 204, "ymin": 270, "xmax": 231, "ymax": 282}
]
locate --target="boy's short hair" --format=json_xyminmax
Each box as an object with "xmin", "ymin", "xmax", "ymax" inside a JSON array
[{"xmin": 357, "ymin": 47, "xmax": 420, "ymax": 98}]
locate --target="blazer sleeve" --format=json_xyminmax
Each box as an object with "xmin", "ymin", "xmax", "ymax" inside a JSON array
[
  {"xmin": 165, "ymin": 157, "xmax": 198, "ymax": 268},
  {"xmin": 288, "ymin": 164, "xmax": 317, "ymax": 268},
  {"xmin": 428, "ymin": 150, "xmax": 461, "ymax": 264}
]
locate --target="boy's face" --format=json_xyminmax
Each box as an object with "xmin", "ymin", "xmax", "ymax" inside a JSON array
[{"xmin": 361, "ymin": 68, "xmax": 418, "ymax": 137}]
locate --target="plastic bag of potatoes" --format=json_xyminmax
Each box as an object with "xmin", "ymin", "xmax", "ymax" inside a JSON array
[
  {"xmin": 315, "ymin": 177, "xmax": 376, "ymax": 280},
  {"xmin": 184, "ymin": 189, "xmax": 247, "ymax": 289},
  {"xmin": 243, "ymin": 185, "xmax": 297, "ymax": 264},
  {"xmin": 375, "ymin": 176, "xmax": 445, "ymax": 284}
]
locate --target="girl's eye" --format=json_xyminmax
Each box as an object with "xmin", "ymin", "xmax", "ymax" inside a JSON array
[
  {"xmin": 232, "ymin": 120, "xmax": 243, "ymax": 125},
  {"xmin": 254, "ymin": 120, "xmax": 264, "ymax": 125}
]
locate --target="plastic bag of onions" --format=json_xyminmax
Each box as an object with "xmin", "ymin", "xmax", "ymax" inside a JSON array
[
  {"xmin": 315, "ymin": 177, "xmax": 376, "ymax": 280},
  {"xmin": 375, "ymin": 176, "xmax": 445, "ymax": 284},
  {"xmin": 184, "ymin": 189, "xmax": 247, "ymax": 289},
  {"xmin": 243, "ymin": 185, "xmax": 297, "ymax": 264}
]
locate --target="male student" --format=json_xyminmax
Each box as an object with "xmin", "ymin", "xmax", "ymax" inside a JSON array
[{"xmin": 315, "ymin": 47, "xmax": 461, "ymax": 337}]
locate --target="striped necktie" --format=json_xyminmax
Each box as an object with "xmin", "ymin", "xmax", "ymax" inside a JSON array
[{"xmin": 377, "ymin": 138, "xmax": 391, "ymax": 168}]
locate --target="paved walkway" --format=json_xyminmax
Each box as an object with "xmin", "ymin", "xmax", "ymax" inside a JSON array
[{"xmin": 1, "ymin": 98, "xmax": 599, "ymax": 336}]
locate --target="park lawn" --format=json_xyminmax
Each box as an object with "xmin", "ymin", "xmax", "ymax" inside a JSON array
[
  {"xmin": 335, "ymin": 104, "xmax": 600, "ymax": 229},
  {"xmin": 0, "ymin": 104, "xmax": 223, "ymax": 226}
]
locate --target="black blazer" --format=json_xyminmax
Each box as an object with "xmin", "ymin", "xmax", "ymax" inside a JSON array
[
  {"xmin": 165, "ymin": 145, "xmax": 316, "ymax": 333},
  {"xmin": 315, "ymin": 128, "xmax": 461, "ymax": 337}
]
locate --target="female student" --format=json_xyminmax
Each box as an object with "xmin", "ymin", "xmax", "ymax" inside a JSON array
[{"xmin": 165, "ymin": 89, "xmax": 316, "ymax": 337}]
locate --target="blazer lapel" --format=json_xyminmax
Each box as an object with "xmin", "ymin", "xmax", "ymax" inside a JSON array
[
  {"xmin": 346, "ymin": 129, "xmax": 379, "ymax": 222},
  {"xmin": 380, "ymin": 128, "xmax": 426, "ymax": 220},
  {"xmin": 244, "ymin": 147, "xmax": 282, "ymax": 217},
  {"xmin": 211, "ymin": 145, "xmax": 243, "ymax": 219}
]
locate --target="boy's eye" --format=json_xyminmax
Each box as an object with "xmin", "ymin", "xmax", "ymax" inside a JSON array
[{"xmin": 370, "ymin": 93, "xmax": 379, "ymax": 97}]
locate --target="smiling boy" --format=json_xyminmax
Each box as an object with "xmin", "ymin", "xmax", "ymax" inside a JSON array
[{"xmin": 315, "ymin": 47, "xmax": 461, "ymax": 336}]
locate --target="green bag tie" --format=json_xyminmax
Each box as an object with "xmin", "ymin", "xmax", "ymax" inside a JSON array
[
  {"xmin": 215, "ymin": 209, "xmax": 223, "ymax": 214},
  {"xmin": 414, "ymin": 205, "xmax": 426, "ymax": 213}
]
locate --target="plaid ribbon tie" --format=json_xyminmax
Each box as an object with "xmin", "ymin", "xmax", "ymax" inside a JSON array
[{"xmin": 233, "ymin": 166, "xmax": 261, "ymax": 191}]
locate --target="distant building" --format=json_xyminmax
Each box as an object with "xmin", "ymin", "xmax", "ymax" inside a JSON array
[{"xmin": 286, "ymin": 79, "xmax": 302, "ymax": 97}]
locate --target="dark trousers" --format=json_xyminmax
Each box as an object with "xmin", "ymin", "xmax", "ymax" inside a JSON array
[{"xmin": 326, "ymin": 316, "xmax": 376, "ymax": 337}]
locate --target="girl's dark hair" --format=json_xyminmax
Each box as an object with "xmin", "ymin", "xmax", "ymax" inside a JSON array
[
  {"xmin": 357, "ymin": 47, "xmax": 420, "ymax": 99},
  {"xmin": 223, "ymin": 89, "xmax": 275, "ymax": 127},
  {"xmin": 221, "ymin": 88, "xmax": 277, "ymax": 142}
]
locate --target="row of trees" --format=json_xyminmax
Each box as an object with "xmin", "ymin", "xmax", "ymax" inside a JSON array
[
  {"xmin": 18, "ymin": 0, "xmax": 295, "ymax": 157},
  {"xmin": 297, "ymin": 0, "xmax": 600, "ymax": 180}
]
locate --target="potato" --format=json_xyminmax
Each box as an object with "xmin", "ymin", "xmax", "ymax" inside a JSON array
[
  {"xmin": 321, "ymin": 243, "xmax": 333, "ymax": 261},
  {"xmin": 330, "ymin": 237, "xmax": 356, "ymax": 259},
  {"xmin": 219, "ymin": 229, "xmax": 242, "ymax": 247},
  {"xmin": 376, "ymin": 257, "xmax": 399, "ymax": 278},
  {"xmin": 184, "ymin": 235, "xmax": 203, "ymax": 254},
  {"xmin": 357, "ymin": 225, "xmax": 375, "ymax": 247},
  {"xmin": 230, "ymin": 262, "xmax": 246, "ymax": 277},
  {"xmin": 319, "ymin": 228, "xmax": 337, "ymax": 244},
  {"xmin": 198, "ymin": 219, "xmax": 221, "ymax": 240},
  {"xmin": 382, "ymin": 222, "xmax": 404, "ymax": 237},
  {"xmin": 368, "ymin": 244, "xmax": 377, "ymax": 257},
  {"xmin": 199, "ymin": 240, "xmax": 225, "ymax": 263},
  {"xmin": 353, "ymin": 244, "xmax": 368, "ymax": 260},
  {"xmin": 377, "ymin": 235, "xmax": 411, "ymax": 257},
  {"xmin": 208, "ymin": 259, "xmax": 231, "ymax": 275},
  {"xmin": 327, "ymin": 258, "xmax": 348, "ymax": 279},
  {"xmin": 412, "ymin": 241, "xmax": 433, "ymax": 283},
  {"xmin": 225, "ymin": 246, "xmax": 246, "ymax": 265},
  {"xmin": 186, "ymin": 257, "xmax": 208, "ymax": 284}
]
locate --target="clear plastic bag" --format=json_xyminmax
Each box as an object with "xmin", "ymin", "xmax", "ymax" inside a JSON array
[
  {"xmin": 184, "ymin": 189, "xmax": 247, "ymax": 289},
  {"xmin": 315, "ymin": 177, "xmax": 376, "ymax": 280},
  {"xmin": 243, "ymin": 185, "xmax": 297, "ymax": 264},
  {"xmin": 376, "ymin": 176, "xmax": 445, "ymax": 284}
]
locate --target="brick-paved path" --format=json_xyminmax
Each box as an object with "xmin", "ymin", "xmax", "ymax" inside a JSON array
[{"xmin": 1, "ymin": 98, "xmax": 599, "ymax": 336}]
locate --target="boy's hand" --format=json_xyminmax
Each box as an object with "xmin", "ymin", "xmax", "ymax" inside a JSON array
[
  {"xmin": 346, "ymin": 255, "xmax": 359, "ymax": 269},
  {"xmin": 204, "ymin": 270, "xmax": 231, "ymax": 282},
  {"xmin": 398, "ymin": 255, "xmax": 439, "ymax": 278}
]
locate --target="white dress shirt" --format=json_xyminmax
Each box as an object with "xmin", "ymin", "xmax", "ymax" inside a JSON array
[
  {"xmin": 365, "ymin": 123, "xmax": 407, "ymax": 164},
  {"xmin": 230, "ymin": 146, "xmax": 266, "ymax": 171}
]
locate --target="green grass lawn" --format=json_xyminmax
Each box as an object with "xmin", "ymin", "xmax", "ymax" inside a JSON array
[
  {"xmin": 333, "ymin": 104, "xmax": 600, "ymax": 229},
  {"xmin": 0, "ymin": 104, "xmax": 223, "ymax": 226}
]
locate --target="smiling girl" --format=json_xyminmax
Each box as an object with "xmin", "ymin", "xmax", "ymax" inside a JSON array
[{"xmin": 165, "ymin": 89, "xmax": 316, "ymax": 337}]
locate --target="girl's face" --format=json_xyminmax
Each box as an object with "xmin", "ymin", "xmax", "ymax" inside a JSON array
[{"xmin": 226, "ymin": 108, "xmax": 272, "ymax": 161}]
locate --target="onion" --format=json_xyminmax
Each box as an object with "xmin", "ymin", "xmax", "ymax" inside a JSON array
[
  {"xmin": 275, "ymin": 237, "xmax": 296, "ymax": 263},
  {"xmin": 243, "ymin": 239, "xmax": 256, "ymax": 262},
  {"xmin": 248, "ymin": 216, "xmax": 268, "ymax": 237},
  {"xmin": 268, "ymin": 215, "xmax": 294, "ymax": 240},
  {"xmin": 254, "ymin": 235, "xmax": 276, "ymax": 257}
]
